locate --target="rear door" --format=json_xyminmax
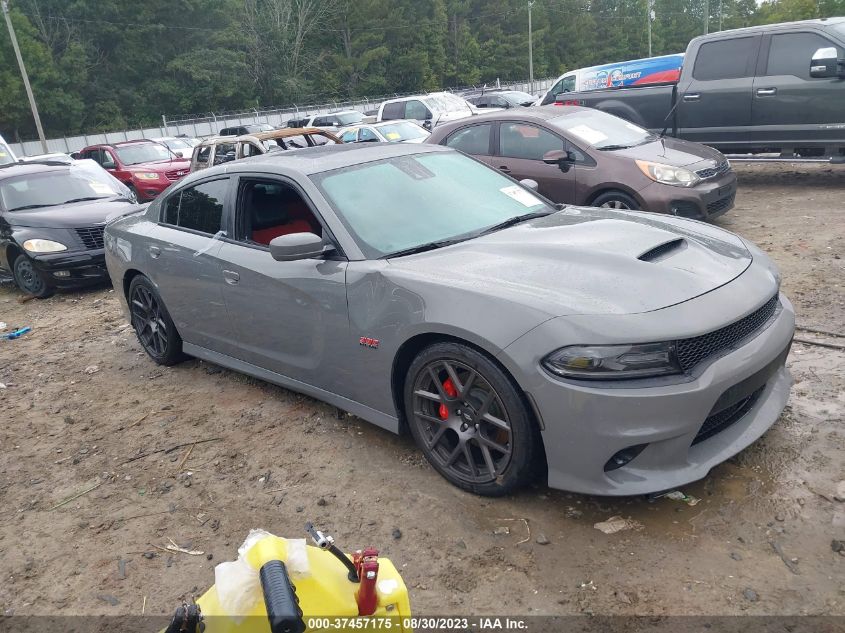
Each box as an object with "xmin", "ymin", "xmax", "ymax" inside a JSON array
[
  {"xmin": 494, "ymin": 121, "xmax": 576, "ymax": 203},
  {"xmin": 678, "ymin": 35, "xmax": 762, "ymax": 145},
  {"xmin": 442, "ymin": 122, "xmax": 495, "ymax": 166},
  {"xmin": 145, "ymin": 177, "xmax": 236, "ymax": 354},
  {"xmin": 751, "ymin": 29, "xmax": 845, "ymax": 146}
]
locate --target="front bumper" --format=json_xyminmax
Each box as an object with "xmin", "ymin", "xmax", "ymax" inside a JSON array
[
  {"xmin": 501, "ymin": 276, "xmax": 794, "ymax": 496},
  {"xmin": 31, "ymin": 248, "xmax": 109, "ymax": 289},
  {"xmin": 640, "ymin": 171, "xmax": 737, "ymax": 221},
  {"xmin": 132, "ymin": 178, "xmax": 171, "ymax": 201}
]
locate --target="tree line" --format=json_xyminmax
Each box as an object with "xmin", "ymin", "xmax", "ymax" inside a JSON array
[{"xmin": 1, "ymin": 0, "xmax": 843, "ymax": 141}]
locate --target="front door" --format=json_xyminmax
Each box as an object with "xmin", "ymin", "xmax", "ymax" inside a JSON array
[
  {"xmin": 217, "ymin": 176, "xmax": 350, "ymax": 387},
  {"xmin": 678, "ymin": 35, "xmax": 762, "ymax": 145},
  {"xmin": 751, "ymin": 30, "xmax": 845, "ymax": 146},
  {"xmin": 494, "ymin": 121, "xmax": 576, "ymax": 203}
]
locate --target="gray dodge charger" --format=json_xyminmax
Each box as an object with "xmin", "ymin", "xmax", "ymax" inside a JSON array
[{"xmin": 104, "ymin": 143, "xmax": 794, "ymax": 497}]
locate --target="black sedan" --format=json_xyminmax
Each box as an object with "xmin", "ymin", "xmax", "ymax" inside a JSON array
[{"xmin": 0, "ymin": 159, "xmax": 140, "ymax": 298}]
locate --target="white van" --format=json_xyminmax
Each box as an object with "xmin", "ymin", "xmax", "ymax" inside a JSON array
[
  {"xmin": 0, "ymin": 134, "xmax": 17, "ymax": 165},
  {"xmin": 538, "ymin": 53, "xmax": 685, "ymax": 105}
]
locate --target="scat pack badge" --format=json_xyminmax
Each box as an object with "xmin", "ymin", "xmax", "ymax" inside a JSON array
[{"xmin": 359, "ymin": 336, "xmax": 380, "ymax": 349}]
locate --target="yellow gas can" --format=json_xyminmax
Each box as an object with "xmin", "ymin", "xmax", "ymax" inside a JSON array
[{"xmin": 189, "ymin": 531, "xmax": 412, "ymax": 633}]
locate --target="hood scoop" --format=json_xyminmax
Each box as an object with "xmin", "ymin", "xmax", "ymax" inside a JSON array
[{"xmin": 638, "ymin": 238, "xmax": 687, "ymax": 262}]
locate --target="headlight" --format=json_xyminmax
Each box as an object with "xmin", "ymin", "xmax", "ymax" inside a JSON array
[
  {"xmin": 22, "ymin": 239, "xmax": 68, "ymax": 253},
  {"xmin": 636, "ymin": 160, "xmax": 700, "ymax": 187},
  {"xmin": 542, "ymin": 342, "xmax": 681, "ymax": 380},
  {"xmin": 134, "ymin": 172, "xmax": 160, "ymax": 180}
]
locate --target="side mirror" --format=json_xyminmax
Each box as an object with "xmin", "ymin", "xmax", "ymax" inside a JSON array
[
  {"xmin": 269, "ymin": 232, "xmax": 326, "ymax": 261},
  {"xmin": 519, "ymin": 179, "xmax": 539, "ymax": 191},
  {"xmin": 423, "ymin": 119, "xmax": 433, "ymax": 131},
  {"xmin": 810, "ymin": 47, "xmax": 845, "ymax": 78},
  {"xmin": 543, "ymin": 149, "xmax": 577, "ymax": 172},
  {"xmin": 102, "ymin": 160, "xmax": 116, "ymax": 170}
]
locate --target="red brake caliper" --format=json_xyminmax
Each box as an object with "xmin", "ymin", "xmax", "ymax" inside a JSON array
[{"xmin": 439, "ymin": 378, "xmax": 458, "ymax": 420}]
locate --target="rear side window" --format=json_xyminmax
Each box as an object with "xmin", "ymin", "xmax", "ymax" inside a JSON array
[
  {"xmin": 766, "ymin": 32, "xmax": 843, "ymax": 78},
  {"xmin": 404, "ymin": 100, "xmax": 431, "ymax": 121},
  {"xmin": 445, "ymin": 124, "xmax": 492, "ymax": 155},
  {"xmin": 693, "ymin": 37, "xmax": 757, "ymax": 80},
  {"xmin": 163, "ymin": 179, "xmax": 227, "ymax": 234},
  {"xmin": 499, "ymin": 123, "xmax": 563, "ymax": 160},
  {"xmin": 381, "ymin": 102, "xmax": 405, "ymax": 120}
]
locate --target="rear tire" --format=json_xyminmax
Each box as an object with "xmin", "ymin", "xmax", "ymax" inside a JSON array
[
  {"xmin": 13, "ymin": 255, "xmax": 54, "ymax": 298},
  {"xmin": 404, "ymin": 342, "xmax": 541, "ymax": 496},
  {"xmin": 128, "ymin": 275, "xmax": 186, "ymax": 365},
  {"xmin": 592, "ymin": 190, "xmax": 640, "ymax": 211}
]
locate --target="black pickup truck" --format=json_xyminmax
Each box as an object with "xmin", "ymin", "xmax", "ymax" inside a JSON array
[{"xmin": 553, "ymin": 18, "xmax": 845, "ymax": 158}]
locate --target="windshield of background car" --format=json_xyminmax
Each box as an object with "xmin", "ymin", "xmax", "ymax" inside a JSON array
[
  {"xmin": 115, "ymin": 143, "xmax": 172, "ymax": 165},
  {"xmin": 0, "ymin": 143, "xmax": 13, "ymax": 165},
  {"xmin": 551, "ymin": 110, "xmax": 653, "ymax": 149},
  {"xmin": 336, "ymin": 112, "xmax": 364, "ymax": 125},
  {"xmin": 312, "ymin": 151, "xmax": 552, "ymax": 258},
  {"xmin": 163, "ymin": 138, "xmax": 191, "ymax": 150},
  {"xmin": 425, "ymin": 94, "xmax": 471, "ymax": 114},
  {"xmin": 377, "ymin": 121, "xmax": 429, "ymax": 142},
  {"xmin": 0, "ymin": 163, "xmax": 126, "ymax": 211},
  {"xmin": 505, "ymin": 91, "xmax": 536, "ymax": 105}
]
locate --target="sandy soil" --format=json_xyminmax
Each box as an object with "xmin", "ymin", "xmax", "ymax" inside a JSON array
[{"xmin": 0, "ymin": 163, "xmax": 843, "ymax": 619}]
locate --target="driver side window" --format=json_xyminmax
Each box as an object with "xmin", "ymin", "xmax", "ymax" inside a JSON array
[{"xmin": 237, "ymin": 179, "xmax": 323, "ymax": 246}]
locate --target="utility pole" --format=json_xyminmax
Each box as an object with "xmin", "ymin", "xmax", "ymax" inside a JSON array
[
  {"xmin": 2, "ymin": 0, "xmax": 47, "ymax": 153},
  {"xmin": 528, "ymin": 1, "xmax": 534, "ymax": 94},
  {"xmin": 718, "ymin": 0, "xmax": 723, "ymax": 31},
  {"xmin": 647, "ymin": 0, "xmax": 655, "ymax": 57},
  {"xmin": 703, "ymin": 0, "xmax": 710, "ymax": 34}
]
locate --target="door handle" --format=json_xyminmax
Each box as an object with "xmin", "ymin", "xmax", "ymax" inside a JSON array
[
  {"xmin": 148, "ymin": 245, "xmax": 161, "ymax": 259},
  {"xmin": 682, "ymin": 93, "xmax": 700, "ymax": 102},
  {"xmin": 756, "ymin": 87, "xmax": 777, "ymax": 96},
  {"xmin": 498, "ymin": 166, "xmax": 511, "ymax": 173},
  {"xmin": 222, "ymin": 270, "xmax": 240, "ymax": 285}
]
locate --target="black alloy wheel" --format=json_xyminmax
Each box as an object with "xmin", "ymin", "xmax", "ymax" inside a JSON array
[
  {"xmin": 128, "ymin": 275, "xmax": 185, "ymax": 365},
  {"xmin": 405, "ymin": 342, "xmax": 540, "ymax": 496}
]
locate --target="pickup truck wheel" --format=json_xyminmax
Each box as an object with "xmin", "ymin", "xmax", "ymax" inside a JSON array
[{"xmin": 592, "ymin": 191, "xmax": 639, "ymax": 211}]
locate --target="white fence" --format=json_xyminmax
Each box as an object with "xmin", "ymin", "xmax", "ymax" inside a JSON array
[{"xmin": 7, "ymin": 77, "xmax": 556, "ymax": 157}]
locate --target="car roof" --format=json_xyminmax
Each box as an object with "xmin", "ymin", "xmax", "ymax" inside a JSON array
[
  {"xmin": 439, "ymin": 104, "xmax": 591, "ymax": 126},
  {"xmin": 182, "ymin": 143, "xmax": 449, "ymax": 182},
  {"xmin": 690, "ymin": 16, "xmax": 845, "ymax": 41},
  {"xmin": 248, "ymin": 127, "xmax": 340, "ymax": 142},
  {"xmin": 0, "ymin": 161, "xmax": 69, "ymax": 178}
]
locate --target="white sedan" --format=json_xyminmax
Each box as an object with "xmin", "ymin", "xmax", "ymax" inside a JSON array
[{"xmin": 338, "ymin": 120, "xmax": 430, "ymax": 144}]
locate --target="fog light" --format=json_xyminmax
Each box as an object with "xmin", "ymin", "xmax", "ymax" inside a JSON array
[
  {"xmin": 53, "ymin": 270, "xmax": 71, "ymax": 278},
  {"xmin": 604, "ymin": 443, "xmax": 648, "ymax": 472}
]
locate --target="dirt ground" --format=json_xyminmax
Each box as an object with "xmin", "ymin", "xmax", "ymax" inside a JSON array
[{"xmin": 1, "ymin": 163, "xmax": 843, "ymax": 620}]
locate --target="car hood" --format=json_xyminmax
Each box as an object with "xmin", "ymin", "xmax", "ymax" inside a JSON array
[
  {"xmin": 4, "ymin": 199, "xmax": 139, "ymax": 229},
  {"xmin": 386, "ymin": 207, "xmax": 752, "ymax": 317},
  {"xmin": 608, "ymin": 136, "xmax": 724, "ymax": 167},
  {"xmin": 128, "ymin": 158, "xmax": 191, "ymax": 173}
]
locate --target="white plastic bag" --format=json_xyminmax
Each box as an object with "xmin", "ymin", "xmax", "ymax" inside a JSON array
[{"xmin": 214, "ymin": 529, "xmax": 311, "ymax": 618}]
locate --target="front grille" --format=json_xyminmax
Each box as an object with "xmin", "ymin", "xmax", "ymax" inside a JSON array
[
  {"xmin": 676, "ymin": 294, "xmax": 780, "ymax": 372},
  {"xmin": 165, "ymin": 169, "xmax": 188, "ymax": 182},
  {"xmin": 693, "ymin": 386, "xmax": 764, "ymax": 445},
  {"xmin": 696, "ymin": 160, "xmax": 730, "ymax": 179},
  {"xmin": 707, "ymin": 194, "xmax": 734, "ymax": 214},
  {"xmin": 75, "ymin": 225, "xmax": 105, "ymax": 249}
]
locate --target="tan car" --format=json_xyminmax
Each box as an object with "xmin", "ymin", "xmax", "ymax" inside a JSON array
[{"xmin": 190, "ymin": 128, "xmax": 341, "ymax": 172}]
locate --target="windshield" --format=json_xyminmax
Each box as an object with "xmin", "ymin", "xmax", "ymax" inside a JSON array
[
  {"xmin": 832, "ymin": 22, "xmax": 845, "ymax": 41},
  {"xmin": 377, "ymin": 121, "xmax": 429, "ymax": 142},
  {"xmin": 0, "ymin": 162, "xmax": 126, "ymax": 211},
  {"xmin": 115, "ymin": 143, "xmax": 173, "ymax": 165},
  {"xmin": 0, "ymin": 143, "xmax": 13, "ymax": 165},
  {"xmin": 504, "ymin": 91, "xmax": 536, "ymax": 105},
  {"xmin": 161, "ymin": 138, "xmax": 191, "ymax": 150},
  {"xmin": 312, "ymin": 152, "xmax": 552, "ymax": 258},
  {"xmin": 424, "ymin": 93, "xmax": 472, "ymax": 114},
  {"xmin": 336, "ymin": 112, "xmax": 363, "ymax": 125},
  {"xmin": 551, "ymin": 110, "xmax": 653, "ymax": 150}
]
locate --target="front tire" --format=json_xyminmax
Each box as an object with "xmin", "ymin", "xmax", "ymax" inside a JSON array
[
  {"xmin": 128, "ymin": 275, "xmax": 185, "ymax": 365},
  {"xmin": 592, "ymin": 190, "xmax": 640, "ymax": 211},
  {"xmin": 404, "ymin": 342, "xmax": 541, "ymax": 496},
  {"xmin": 13, "ymin": 255, "xmax": 54, "ymax": 298}
]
